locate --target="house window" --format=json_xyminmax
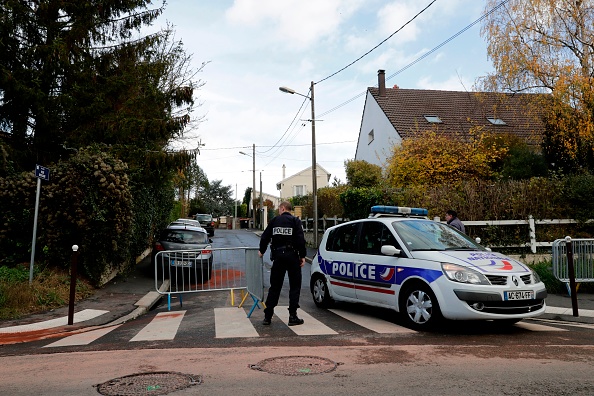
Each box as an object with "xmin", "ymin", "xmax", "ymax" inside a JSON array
[
  {"xmin": 294, "ymin": 185, "xmax": 306, "ymax": 196},
  {"xmin": 368, "ymin": 129, "xmax": 374, "ymax": 144},
  {"xmin": 424, "ymin": 115, "xmax": 442, "ymax": 123},
  {"xmin": 487, "ymin": 117, "xmax": 506, "ymax": 125}
]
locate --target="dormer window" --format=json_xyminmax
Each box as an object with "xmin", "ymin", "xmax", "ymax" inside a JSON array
[
  {"xmin": 424, "ymin": 115, "xmax": 442, "ymax": 123},
  {"xmin": 487, "ymin": 117, "xmax": 506, "ymax": 125}
]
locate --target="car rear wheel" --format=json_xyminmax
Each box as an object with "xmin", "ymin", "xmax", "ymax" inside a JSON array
[
  {"xmin": 311, "ymin": 275, "xmax": 334, "ymax": 308},
  {"xmin": 400, "ymin": 282, "xmax": 442, "ymax": 330}
]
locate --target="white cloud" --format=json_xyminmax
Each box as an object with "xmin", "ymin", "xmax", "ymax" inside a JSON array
[
  {"xmin": 376, "ymin": 1, "xmax": 422, "ymax": 44},
  {"xmin": 416, "ymin": 72, "xmax": 474, "ymax": 91},
  {"xmin": 225, "ymin": 0, "xmax": 366, "ymax": 48}
]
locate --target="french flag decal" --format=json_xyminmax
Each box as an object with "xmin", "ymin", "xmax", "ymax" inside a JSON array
[
  {"xmin": 489, "ymin": 259, "xmax": 513, "ymax": 271},
  {"xmin": 380, "ymin": 267, "xmax": 395, "ymax": 281}
]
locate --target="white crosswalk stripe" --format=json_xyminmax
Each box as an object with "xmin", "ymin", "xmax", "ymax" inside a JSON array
[
  {"xmin": 0, "ymin": 309, "xmax": 108, "ymax": 334},
  {"xmin": 36, "ymin": 307, "xmax": 575, "ymax": 348},
  {"xmin": 44, "ymin": 325, "xmax": 122, "ymax": 347},
  {"xmin": 515, "ymin": 322, "xmax": 569, "ymax": 332},
  {"xmin": 130, "ymin": 311, "xmax": 186, "ymax": 341},
  {"xmin": 274, "ymin": 306, "xmax": 338, "ymax": 335},
  {"xmin": 215, "ymin": 307, "xmax": 259, "ymax": 338},
  {"xmin": 329, "ymin": 309, "xmax": 416, "ymax": 334}
]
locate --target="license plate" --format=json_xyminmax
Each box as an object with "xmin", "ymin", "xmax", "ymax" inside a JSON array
[
  {"xmin": 504, "ymin": 290, "xmax": 534, "ymax": 300},
  {"xmin": 171, "ymin": 260, "xmax": 192, "ymax": 267}
]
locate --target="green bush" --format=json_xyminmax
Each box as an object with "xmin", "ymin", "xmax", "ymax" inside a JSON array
[
  {"xmin": 529, "ymin": 261, "xmax": 566, "ymax": 294},
  {"xmin": 0, "ymin": 266, "xmax": 30, "ymax": 283},
  {"xmin": 564, "ymin": 174, "xmax": 594, "ymax": 221}
]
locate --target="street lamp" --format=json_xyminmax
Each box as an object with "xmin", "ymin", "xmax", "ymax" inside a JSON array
[
  {"xmin": 279, "ymin": 81, "xmax": 318, "ymax": 247},
  {"xmin": 239, "ymin": 144, "xmax": 256, "ymax": 229}
]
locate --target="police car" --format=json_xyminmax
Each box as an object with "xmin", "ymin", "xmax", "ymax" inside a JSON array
[{"xmin": 310, "ymin": 206, "xmax": 547, "ymax": 330}]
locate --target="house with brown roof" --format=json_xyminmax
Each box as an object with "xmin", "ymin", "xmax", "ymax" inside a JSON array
[{"xmin": 355, "ymin": 69, "xmax": 546, "ymax": 167}]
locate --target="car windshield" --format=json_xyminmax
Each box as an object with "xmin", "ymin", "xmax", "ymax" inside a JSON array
[
  {"xmin": 392, "ymin": 219, "xmax": 485, "ymax": 252},
  {"xmin": 196, "ymin": 214, "xmax": 212, "ymax": 222},
  {"xmin": 160, "ymin": 230, "xmax": 208, "ymax": 244}
]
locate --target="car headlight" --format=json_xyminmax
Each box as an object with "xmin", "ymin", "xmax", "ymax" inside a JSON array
[
  {"xmin": 530, "ymin": 268, "xmax": 542, "ymax": 284},
  {"xmin": 441, "ymin": 263, "xmax": 490, "ymax": 285}
]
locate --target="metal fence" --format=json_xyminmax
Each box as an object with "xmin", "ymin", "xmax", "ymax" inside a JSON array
[
  {"xmin": 552, "ymin": 238, "xmax": 594, "ymax": 284},
  {"xmin": 154, "ymin": 247, "xmax": 264, "ymax": 313}
]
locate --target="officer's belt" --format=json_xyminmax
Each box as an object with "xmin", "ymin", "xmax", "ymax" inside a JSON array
[{"xmin": 273, "ymin": 245, "xmax": 294, "ymax": 251}]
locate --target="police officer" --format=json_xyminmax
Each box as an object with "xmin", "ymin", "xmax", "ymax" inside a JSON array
[
  {"xmin": 258, "ymin": 201, "xmax": 306, "ymax": 326},
  {"xmin": 445, "ymin": 209, "xmax": 465, "ymax": 234}
]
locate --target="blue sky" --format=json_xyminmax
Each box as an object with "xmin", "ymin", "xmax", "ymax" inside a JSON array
[{"xmin": 156, "ymin": 0, "xmax": 494, "ymax": 200}]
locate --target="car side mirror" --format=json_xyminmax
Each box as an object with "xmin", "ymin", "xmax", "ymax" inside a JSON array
[{"xmin": 381, "ymin": 245, "xmax": 402, "ymax": 257}]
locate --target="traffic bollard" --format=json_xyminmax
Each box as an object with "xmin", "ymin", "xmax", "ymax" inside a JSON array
[{"xmin": 68, "ymin": 245, "xmax": 79, "ymax": 325}]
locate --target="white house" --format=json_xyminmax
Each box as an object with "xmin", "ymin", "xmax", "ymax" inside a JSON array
[
  {"xmin": 276, "ymin": 163, "xmax": 331, "ymax": 200},
  {"xmin": 355, "ymin": 70, "xmax": 545, "ymax": 167}
]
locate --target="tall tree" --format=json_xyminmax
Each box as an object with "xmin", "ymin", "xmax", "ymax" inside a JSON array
[
  {"xmin": 344, "ymin": 159, "xmax": 383, "ymax": 188},
  {"xmin": 201, "ymin": 180, "xmax": 234, "ymax": 217},
  {"xmin": 479, "ymin": 0, "xmax": 594, "ymax": 172},
  {"xmin": 0, "ymin": 1, "xmax": 200, "ymax": 172}
]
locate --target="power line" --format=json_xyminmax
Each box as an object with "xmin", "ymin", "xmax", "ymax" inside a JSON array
[
  {"xmin": 262, "ymin": 1, "xmax": 438, "ymax": 162},
  {"xmin": 316, "ymin": 0, "xmax": 511, "ymax": 119},
  {"xmin": 199, "ymin": 140, "xmax": 356, "ymax": 151},
  {"xmin": 315, "ymin": 0, "xmax": 438, "ymax": 85}
]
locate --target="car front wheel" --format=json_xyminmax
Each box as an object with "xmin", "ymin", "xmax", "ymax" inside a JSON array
[
  {"xmin": 400, "ymin": 282, "xmax": 442, "ymax": 330},
  {"xmin": 311, "ymin": 276, "xmax": 334, "ymax": 308}
]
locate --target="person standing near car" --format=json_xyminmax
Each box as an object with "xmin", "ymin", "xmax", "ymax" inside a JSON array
[
  {"xmin": 258, "ymin": 201, "xmax": 306, "ymax": 326},
  {"xmin": 445, "ymin": 209, "xmax": 465, "ymax": 234}
]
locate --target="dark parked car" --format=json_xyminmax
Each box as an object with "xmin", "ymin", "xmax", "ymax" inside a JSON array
[
  {"xmin": 195, "ymin": 214, "xmax": 215, "ymax": 236},
  {"xmin": 152, "ymin": 225, "xmax": 213, "ymax": 283}
]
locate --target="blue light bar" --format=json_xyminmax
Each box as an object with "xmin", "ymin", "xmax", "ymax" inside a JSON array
[{"xmin": 370, "ymin": 205, "xmax": 428, "ymax": 216}]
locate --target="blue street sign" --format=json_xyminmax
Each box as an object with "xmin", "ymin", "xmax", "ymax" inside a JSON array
[{"xmin": 35, "ymin": 165, "xmax": 50, "ymax": 181}]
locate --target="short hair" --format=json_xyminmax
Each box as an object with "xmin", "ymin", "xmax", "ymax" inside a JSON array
[
  {"xmin": 446, "ymin": 210, "xmax": 457, "ymax": 217},
  {"xmin": 279, "ymin": 201, "xmax": 292, "ymax": 211}
]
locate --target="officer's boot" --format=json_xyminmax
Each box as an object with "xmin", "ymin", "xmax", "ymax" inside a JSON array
[{"xmin": 288, "ymin": 314, "xmax": 304, "ymax": 326}]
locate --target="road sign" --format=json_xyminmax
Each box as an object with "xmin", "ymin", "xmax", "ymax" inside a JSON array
[{"xmin": 35, "ymin": 165, "xmax": 50, "ymax": 181}]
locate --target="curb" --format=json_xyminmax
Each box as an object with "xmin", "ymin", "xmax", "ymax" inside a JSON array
[{"xmin": 107, "ymin": 280, "xmax": 169, "ymax": 326}]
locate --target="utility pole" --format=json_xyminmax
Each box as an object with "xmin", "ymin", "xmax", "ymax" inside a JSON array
[{"xmin": 252, "ymin": 144, "xmax": 256, "ymax": 229}]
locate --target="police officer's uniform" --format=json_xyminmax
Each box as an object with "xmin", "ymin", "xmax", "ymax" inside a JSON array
[{"xmin": 259, "ymin": 210, "xmax": 306, "ymax": 325}]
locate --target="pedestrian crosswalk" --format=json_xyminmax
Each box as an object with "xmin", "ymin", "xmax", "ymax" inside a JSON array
[{"xmin": 39, "ymin": 306, "xmax": 572, "ymax": 348}]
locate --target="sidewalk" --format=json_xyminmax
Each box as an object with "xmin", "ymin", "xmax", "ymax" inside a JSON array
[{"xmin": 1, "ymin": 247, "xmax": 593, "ymax": 341}]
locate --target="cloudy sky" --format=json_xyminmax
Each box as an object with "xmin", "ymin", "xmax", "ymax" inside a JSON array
[{"xmin": 155, "ymin": 0, "xmax": 494, "ymax": 199}]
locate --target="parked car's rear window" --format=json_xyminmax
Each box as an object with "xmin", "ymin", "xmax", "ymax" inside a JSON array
[
  {"xmin": 160, "ymin": 229, "xmax": 208, "ymax": 244},
  {"xmin": 196, "ymin": 214, "xmax": 213, "ymax": 222}
]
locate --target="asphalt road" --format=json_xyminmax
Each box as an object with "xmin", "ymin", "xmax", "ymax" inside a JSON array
[{"xmin": 1, "ymin": 229, "xmax": 594, "ymax": 395}]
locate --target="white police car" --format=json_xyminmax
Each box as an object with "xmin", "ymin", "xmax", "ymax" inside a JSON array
[{"xmin": 310, "ymin": 206, "xmax": 547, "ymax": 330}]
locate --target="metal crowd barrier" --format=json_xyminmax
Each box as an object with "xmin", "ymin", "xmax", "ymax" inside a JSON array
[
  {"xmin": 154, "ymin": 247, "xmax": 264, "ymax": 313},
  {"xmin": 552, "ymin": 238, "xmax": 594, "ymax": 285}
]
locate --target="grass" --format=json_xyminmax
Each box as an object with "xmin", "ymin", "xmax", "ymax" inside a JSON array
[{"xmin": 0, "ymin": 265, "xmax": 94, "ymax": 320}]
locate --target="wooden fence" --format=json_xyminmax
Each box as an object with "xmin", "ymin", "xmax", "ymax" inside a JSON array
[{"xmin": 301, "ymin": 215, "xmax": 586, "ymax": 253}]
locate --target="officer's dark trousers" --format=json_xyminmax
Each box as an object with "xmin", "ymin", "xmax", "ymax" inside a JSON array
[{"xmin": 264, "ymin": 252, "xmax": 301, "ymax": 318}]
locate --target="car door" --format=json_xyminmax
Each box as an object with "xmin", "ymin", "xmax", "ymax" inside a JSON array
[
  {"xmin": 321, "ymin": 222, "xmax": 360, "ymax": 299},
  {"xmin": 353, "ymin": 220, "xmax": 403, "ymax": 305}
]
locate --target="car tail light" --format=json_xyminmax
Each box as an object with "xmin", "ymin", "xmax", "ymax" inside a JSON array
[
  {"xmin": 154, "ymin": 242, "xmax": 165, "ymax": 252},
  {"xmin": 210, "ymin": 221, "xmax": 215, "ymax": 227},
  {"xmin": 201, "ymin": 249, "xmax": 212, "ymax": 254}
]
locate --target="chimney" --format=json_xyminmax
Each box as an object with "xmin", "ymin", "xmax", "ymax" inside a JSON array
[
  {"xmin": 378, "ymin": 69, "xmax": 386, "ymax": 97},
  {"xmin": 282, "ymin": 164, "xmax": 286, "ymax": 179}
]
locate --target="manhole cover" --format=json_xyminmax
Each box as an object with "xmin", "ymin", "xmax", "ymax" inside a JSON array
[
  {"xmin": 96, "ymin": 371, "xmax": 201, "ymax": 395},
  {"xmin": 249, "ymin": 355, "xmax": 338, "ymax": 376}
]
